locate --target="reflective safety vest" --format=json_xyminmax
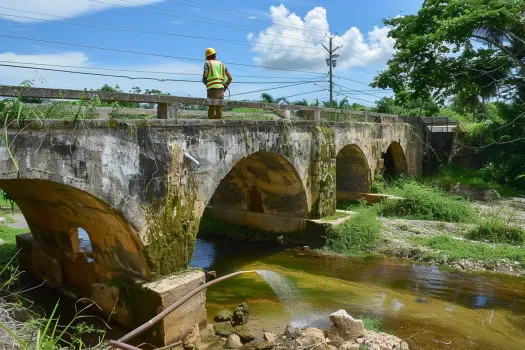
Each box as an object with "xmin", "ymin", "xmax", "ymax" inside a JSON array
[{"xmin": 206, "ymin": 60, "xmax": 226, "ymax": 90}]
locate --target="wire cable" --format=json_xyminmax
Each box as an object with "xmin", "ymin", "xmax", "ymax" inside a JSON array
[
  {"xmin": 230, "ymin": 81, "xmax": 323, "ymax": 97},
  {"xmin": 0, "ymin": 60, "xmax": 321, "ymax": 80},
  {"xmin": 333, "ymin": 82, "xmax": 389, "ymax": 99},
  {"xmin": 88, "ymin": 0, "xmax": 325, "ymax": 46},
  {"xmin": 0, "ymin": 34, "xmax": 328, "ymax": 74},
  {"xmin": 278, "ymin": 89, "xmax": 327, "ymax": 100},
  {"xmin": 162, "ymin": 0, "xmax": 330, "ymax": 36},
  {"xmin": 0, "ymin": 9, "xmax": 324, "ymax": 54},
  {"xmin": 0, "ymin": 63, "xmax": 324, "ymax": 84}
]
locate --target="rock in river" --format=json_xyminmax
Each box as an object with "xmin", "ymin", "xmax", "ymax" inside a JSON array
[
  {"xmin": 215, "ymin": 309, "xmax": 234, "ymax": 322},
  {"xmin": 215, "ymin": 322, "xmax": 234, "ymax": 337},
  {"xmin": 232, "ymin": 302, "xmax": 250, "ymax": 326},
  {"xmin": 234, "ymin": 325, "xmax": 255, "ymax": 342},
  {"xmin": 182, "ymin": 324, "xmax": 201, "ymax": 349},
  {"xmin": 224, "ymin": 334, "xmax": 243, "ymax": 349},
  {"xmin": 328, "ymin": 310, "xmax": 365, "ymax": 343}
]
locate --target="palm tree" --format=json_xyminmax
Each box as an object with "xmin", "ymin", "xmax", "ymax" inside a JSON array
[
  {"xmin": 261, "ymin": 93, "xmax": 289, "ymax": 105},
  {"xmin": 322, "ymin": 97, "xmax": 349, "ymax": 109}
]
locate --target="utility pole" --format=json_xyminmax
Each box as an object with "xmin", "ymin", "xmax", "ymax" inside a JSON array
[{"xmin": 322, "ymin": 35, "xmax": 341, "ymax": 107}]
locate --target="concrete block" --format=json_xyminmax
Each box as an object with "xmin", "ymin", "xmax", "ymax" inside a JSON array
[
  {"xmin": 31, "ymin": 249, "xmax": 63, "ymax": 287},
  {"xmin": 91, "ymin": 283, "xmax": 132, "ymax": 326},
  {"xmin": 141, "ymin": 270, "xmax": 207, "ymax": 346}
]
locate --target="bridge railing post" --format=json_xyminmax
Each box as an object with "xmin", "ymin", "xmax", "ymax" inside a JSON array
[
  {"xmin": 303, "ymin": 109, "xmax": 321, "ymax": 121},
  {"xmin": 157, "ymin": 103, "xmax": 178, "ymax": 119},
  {"xmin": 281, "ymin": 109, "xmax": 292, "ymax": 119}
]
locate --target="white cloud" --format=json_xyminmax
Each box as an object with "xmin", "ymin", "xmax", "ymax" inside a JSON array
[
  {"xmin": 0, "ymin": 0, "xmax": 165, "ymax": 22},
  {"xmin": 250, "ymin": 5, "xmax": 395, "ymax": 71}
]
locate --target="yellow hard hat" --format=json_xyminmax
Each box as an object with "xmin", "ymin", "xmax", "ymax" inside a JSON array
[{"xmin": 205, "ymin": 48, "xmax": 216, "ymax": 58}]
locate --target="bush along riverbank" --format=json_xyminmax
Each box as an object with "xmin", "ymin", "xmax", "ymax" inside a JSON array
[
  {"xmin": 330, "ymin": 179, "xmax": 525, "ymax": 276},
  {"xmin": 193, "ymin": 304, "xmax": 408, "ymax": 350}
]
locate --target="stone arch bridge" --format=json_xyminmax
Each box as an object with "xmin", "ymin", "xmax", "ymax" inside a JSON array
[{"xmin": 0, "ymin": 87, "xmax": 427, "ymax": 345}]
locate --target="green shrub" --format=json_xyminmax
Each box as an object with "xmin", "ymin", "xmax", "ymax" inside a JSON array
[
  {"xmin": 375, "ymin": 180, "xmax": 477, "ymax": 223},
  {"xmin": 467, "ymin": 212, "xmax": 525, "ymax": 245},
  {"xmin": 325, "ymin": 208, "xmax": 381, "ymax": 256},
  {"xmin": 412, "ymin": 234, "xmax": 525, "ymax": 264}
]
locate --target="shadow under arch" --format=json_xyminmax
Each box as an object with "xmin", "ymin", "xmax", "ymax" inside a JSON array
[
  {"xmin": 384, "ymin": 142, "xmax": 408, "ymax": 177},
  {"xmin": 336, "ymin": 144, "xmax": 371, "ymax": 200},
  {"xmin": 205, "ymin": 151, "xmax": 309, "ymax": 232},
  {"xmin": 0, "ymin": 179, "xmax": 151, "ymax": 288}
]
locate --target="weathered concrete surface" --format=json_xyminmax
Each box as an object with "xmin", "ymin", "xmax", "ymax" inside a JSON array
[
  {"xmin": 140, "ymin": 270, "xmax": 207, "ymax": 346},
  {"xmin": 0, "ymin": 119, "xmax": 424, "ymax": 344},
  {"xmin": 1, "ymin": 119, "xmax": 423, "ymax": 278}
]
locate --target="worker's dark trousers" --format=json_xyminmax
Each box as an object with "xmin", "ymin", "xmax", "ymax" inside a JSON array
[{"xmin": 207, "ymin": 88, "xmax": 224, "ymax": 119}]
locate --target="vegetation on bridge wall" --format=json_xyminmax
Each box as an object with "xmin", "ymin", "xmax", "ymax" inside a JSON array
[
  {"xmin": 310, "ymin": 125, "xmax": 336, "ymax": 219},
  {"xmin": 143, "ymin": 147, "xmax": 200, "ymax": 279}
]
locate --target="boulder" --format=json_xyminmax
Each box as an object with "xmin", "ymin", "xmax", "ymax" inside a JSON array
[
  {"xmin": 263, "ymin": 332, "xmax": 278, "ymax": 343},
  {"xmin": 234, "ymin": 325, "xmax": 255, "ymax": 342},
  {"xmin": 295, "ymin": 328, "xmax": 326, "ymax": 347},
  {"xmin": 215, "ymin": 322, "xmax": 234, "ymax": 337},
  {"xmin": 200, "ymin": 324, "xmax": 217, "ymax": 342},
  {"xmin": 363, "ymin": 330, "xmax": 409, "ymax": 350},
  {"xmin": 182, "ymin": 324, "xmax": 201, "ymax": 349},
  {"xmin": 215, "ymin": 309, "xmax": 234, "ymax": 322},
  {"xmin": 328, "ymin": 310, "xmax": 365, "ymax": 343},
  {"xmin": 224, "ymin": 334, "xmax": 243, "ymax": 349},
  {"xmin": 251, "ymin": 340, "xmax": 274, "ymax": 350},
  {"xmin": 232, "ymin": 303, "xmax": 250, "ymax": 326}
]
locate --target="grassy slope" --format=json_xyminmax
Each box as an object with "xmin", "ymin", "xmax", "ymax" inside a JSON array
[{"xmin": 0, "ymin": 218, "xmax": 26, "ymax": 266}]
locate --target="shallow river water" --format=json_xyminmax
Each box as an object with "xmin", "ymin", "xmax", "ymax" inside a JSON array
[{"xmin": 190, "ymin": 238, "xmax": 525, "ymax": 350}]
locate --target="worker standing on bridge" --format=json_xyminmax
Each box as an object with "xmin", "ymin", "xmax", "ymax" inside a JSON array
[{"xmin": 203, "ymin": 48, "xmax": 232, "ymax": 119}]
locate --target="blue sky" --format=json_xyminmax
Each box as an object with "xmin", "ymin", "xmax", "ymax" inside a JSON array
[{"xmin": 0, "ymin": 0, "xmax": 423, "ymax": 105}]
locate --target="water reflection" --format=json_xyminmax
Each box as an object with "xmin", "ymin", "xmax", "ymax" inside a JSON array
[{"xmin": 191, "ymin": 237, "xmax": 525, "ymax": 349}]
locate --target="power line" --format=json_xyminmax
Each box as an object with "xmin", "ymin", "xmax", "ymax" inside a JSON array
[
  {"xmin": 333, "ymin": 90, "xmax": 376, "ymax": 105},
  {"xmin": 162, "ymin": 0, "xmax": 330, "ymax": 36},
  {"xmin": 0, "ymin": 60, "xmax": 320, "ymax": 80},
  {"xmin": 0, "ymin": 34, "xmax": 328, "ymax": 74},
  {"xmin": 333, "ymin": 82, "xmax": 387, "ymax": 99},
  {"xmin": 230, "ymin": 81, "xmax": 323, "ymax": 97},
  {"xmin": 0, "ymin": 8, "xmax": 323, "ymax": 54},
  {"xmin": 279, "ymin": 89, "xmax": 327, "ymax": 100},
  {"xmin": 0, "ymin": 63, "xmax": 323, "ymax": 84},
  {"xmin": 89, "ymin": 0, "xmax": 324, "ymax": 46},
  {"xmin": 333, "ymin": 75, "xmax": 380, "ymax": 86}
]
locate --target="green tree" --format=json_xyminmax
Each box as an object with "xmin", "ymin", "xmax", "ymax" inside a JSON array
[
  {"xmin": 372, "ymin": 0, "xmax": 522, "ymax": 106},
  {"xmin": 260, "ymin": 93, "xmax": 289, "ymax": 105}
]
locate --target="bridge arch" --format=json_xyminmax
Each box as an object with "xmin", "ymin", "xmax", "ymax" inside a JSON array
[
  {"xmin": 0, "ymin": 179, "xmax": 151, "ymax": 286},
  {"xmin": 336, "ymin": 144, "xmax": 371, "ymax": 200},
  {"xmin": 205, "ymin": 151, "xmax": 309, "ymax": 232},
  {"xmin": 384, "ymin": 142, "xmax": 408, "ymax": 177}
]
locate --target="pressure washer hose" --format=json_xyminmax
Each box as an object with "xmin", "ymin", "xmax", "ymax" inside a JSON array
[{"xmin": 108, "ymin": 270, "xmax": 256, "ymax": 350}]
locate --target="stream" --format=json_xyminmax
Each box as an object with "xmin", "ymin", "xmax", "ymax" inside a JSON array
[{"xmin": 191, "ymin": 237, "xmax": 525, "ymax": 349}]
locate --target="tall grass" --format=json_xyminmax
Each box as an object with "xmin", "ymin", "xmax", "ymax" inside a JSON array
[
  {"xmin": 412, "ymin": 234, "xmax": 525, "ymax": 264},
  {"xmin": 375, "ymin": 179, "xmax": 477, "ymax": 223},
  {"xmin": 325, "ymin": 207, "xmax": 381, "ymax": 256},
  {"xmin": 467, "ymin": 208, "xmax": 525, "ymax": 245},
  {"xmin": 0, "ymin": 255, "xmax": 108, "ymax": 349}
]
